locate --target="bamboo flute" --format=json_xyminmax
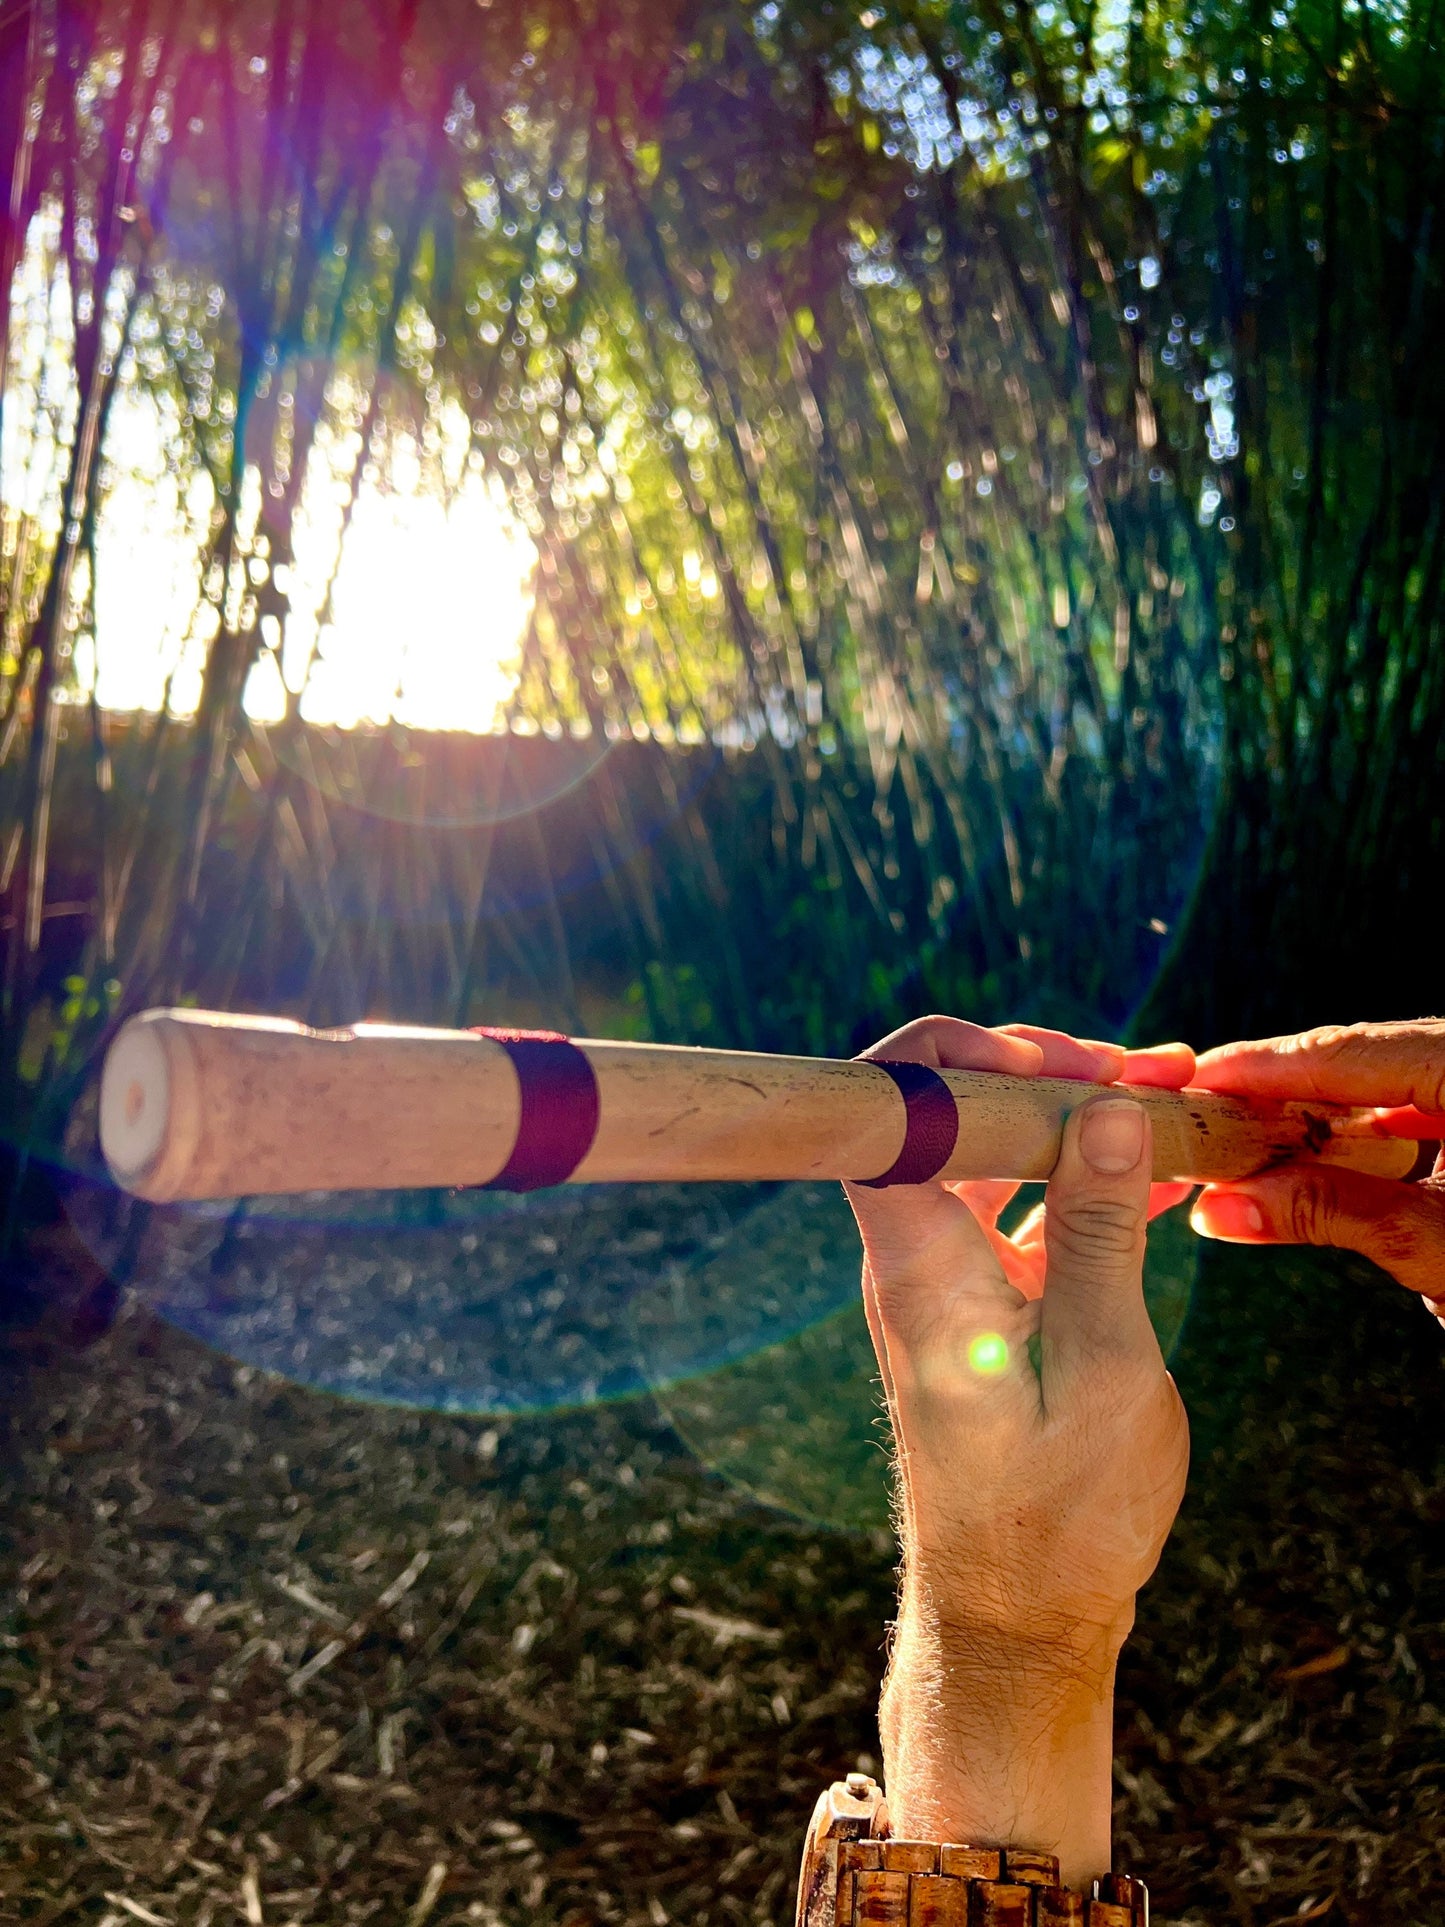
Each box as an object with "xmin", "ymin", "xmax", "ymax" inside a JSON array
[{"xmin": 97, "ymin": 1008, "xmax": 1426, "ymax": 1205}]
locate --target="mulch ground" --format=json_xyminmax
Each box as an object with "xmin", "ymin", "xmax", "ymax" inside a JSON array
[{"xmin": 2, "ymin": 1227, "xmax": 1444, "ymax": 1927}]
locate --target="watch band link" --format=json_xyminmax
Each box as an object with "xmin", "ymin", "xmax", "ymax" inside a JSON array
[
  {"xmin": 837, "ymin": 1837, "xmax": 1145, "ymax": 1926},
  {"xmin": 796, "ymin": 1776, "xmax": 1147, "ymax": 1927}
]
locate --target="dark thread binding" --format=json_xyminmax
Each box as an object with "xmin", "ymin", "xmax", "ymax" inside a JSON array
[
  {"xmin": 856, "ymin": 1059, "xmax": 959, "ymax": 1188},
  {"xmin": 472, "ymin": 1029, "xmax": 600, "ymax": 1192}
]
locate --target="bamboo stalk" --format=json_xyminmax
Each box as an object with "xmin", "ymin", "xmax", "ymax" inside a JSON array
[{"xmin": 100, "ymin": 1007, "xmax": 1424, "ymax": 1204}]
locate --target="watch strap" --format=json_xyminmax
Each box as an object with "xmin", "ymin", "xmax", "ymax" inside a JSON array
[{"xmin": 797, "ymin": 1776, "xmax": 1147, "ymax": 1927}]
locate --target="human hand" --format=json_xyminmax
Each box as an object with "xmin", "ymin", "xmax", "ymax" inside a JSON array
[
  {"xmin": 1188, "ymin": 1020, "xmax": 1445, "ymax": 1325},
  {"xmin": 843, "ymin": 1017, "xmax": 1195, "ymax": 1886}
]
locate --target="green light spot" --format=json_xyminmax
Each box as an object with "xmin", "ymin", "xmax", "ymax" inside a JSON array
[{"xmin": 968, "ymin": 1331, "xmax": 1009, "ymax": 1376}]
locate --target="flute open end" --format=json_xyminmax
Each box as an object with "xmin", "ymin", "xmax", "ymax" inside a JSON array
[{"xmin": 99, "ymin": 1015, "xmax": 178, "ymax": 1197}]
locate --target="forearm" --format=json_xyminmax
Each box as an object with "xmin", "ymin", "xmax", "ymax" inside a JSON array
[
  {"xmin": 844, "ymin": 1023, "xmax": 1186, "ymax": 1896},
  {"xmin": 879, "ymin": 1574, "xmax": 1129, "ymax": 1892}
]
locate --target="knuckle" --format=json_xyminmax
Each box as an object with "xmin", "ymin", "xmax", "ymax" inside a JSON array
[
  {"xmin": 1283, "ymin": 1172, "xmax": 1339, "ymax": 1245},
  {"xmin": 858, "ymin": 1014, "xmax": 951, "ymax": 1063},
  {"xmin": 1047, "ymin": 1196, "xmax": 1146, "ymax": 1275},
  {"xmin": 1295, "ymin": 1020, "xmax": 1445, "ymax": 1112},
  {"xmin": 1370, "ymin": 1190, "xmax": 1445, "ymax": 1276},
  {"xmin": 910, "ymin": 1012, "xmax": 956, "ymax": 1035},
  {"xmin": 1293, "ymin": 1022, "xmax": 1367, "ymax": 1069}
]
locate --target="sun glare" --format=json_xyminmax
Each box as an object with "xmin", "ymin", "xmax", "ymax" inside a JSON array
[
  {"xmin": 3, "ymin": 215, "xmax": 536, "ymax": 735},
  {"xmin": 277, "ymin": 450, "xmax": 534, "ymax": 734},
  {"xmin": 91, "ymin": 392, "xmax": 535, "ymax": 733}
]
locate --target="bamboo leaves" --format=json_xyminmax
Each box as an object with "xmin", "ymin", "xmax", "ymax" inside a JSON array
[{"xmin": 2, "ymin": 0, "xmax": 1443, "ymax": 1134}]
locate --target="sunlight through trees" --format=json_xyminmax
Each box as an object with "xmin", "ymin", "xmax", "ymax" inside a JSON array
[{"xmin": 2, "ymin": 0, "xmax": 1443, "ymax": 1143}]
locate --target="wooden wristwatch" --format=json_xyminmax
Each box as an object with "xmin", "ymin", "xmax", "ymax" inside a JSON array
[{"xmin": 795, "ymin": 1774, "xmax": 1148, "ymax": 1927}]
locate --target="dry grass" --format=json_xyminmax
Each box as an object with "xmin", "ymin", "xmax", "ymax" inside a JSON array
[{"xmin": 2, "ymin": 1235, "xmax": 1443, "ymax": 1927}]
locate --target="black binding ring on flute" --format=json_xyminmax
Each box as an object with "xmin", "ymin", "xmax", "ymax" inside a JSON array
[
  {"xmin": 473, "ymin": 1029, "xmax": 600, "ymax": 1192},
  {"xmin": 856, "ymin": 1059, "xmax": 960, "ymax": 1187}
]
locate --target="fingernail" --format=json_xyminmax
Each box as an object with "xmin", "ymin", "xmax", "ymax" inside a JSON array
[
  {"xmin": 1190, "ymin": 1191, "xmax": 1265, "ymax": 1239},
  {"xmin": 1079, "ymin": 1098, "xmax": 1145, "ymax": 1173}
]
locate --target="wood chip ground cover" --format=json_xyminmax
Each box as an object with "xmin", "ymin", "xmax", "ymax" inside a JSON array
[{"xmin": 2, "ymin": 1227, "xmax": 1443, "ymax": 1926}]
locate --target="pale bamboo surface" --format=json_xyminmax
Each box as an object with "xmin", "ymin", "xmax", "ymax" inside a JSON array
[{"xmin": 99, "ymin": 1007, "xmax": 1423, "ymax": 1204}]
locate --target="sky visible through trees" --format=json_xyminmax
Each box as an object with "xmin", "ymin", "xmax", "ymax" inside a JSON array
[
  {"xmin": 2, "ymin": 0, "xmax": 1443, "ymax": 1134},
  {"xmin": 3, "ymin": 227, "xmax": 535, "ymax": 728}
]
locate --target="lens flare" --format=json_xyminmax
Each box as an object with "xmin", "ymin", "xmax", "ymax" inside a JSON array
[
  {"xmin": 58, "ymin": 1174, "xmax": 1198, "ymax": 1539},
  {"xmin": 967, "ymin": 1331, "xmax": 1009, "ymax": 1375}
]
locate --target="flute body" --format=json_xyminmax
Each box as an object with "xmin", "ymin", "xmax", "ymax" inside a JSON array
[{"xmin": 99, "ymin": 1008, "xmax": 1423, "ymax": 1204}]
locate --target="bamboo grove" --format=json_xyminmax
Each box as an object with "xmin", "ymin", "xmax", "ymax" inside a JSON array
[{"xmin": 2, "ymin": 0, "xmax": 1444, "ymax": 1179}]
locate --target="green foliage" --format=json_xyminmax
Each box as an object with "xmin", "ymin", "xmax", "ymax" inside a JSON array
[
  {"xmin": 3, "ymin": 0, "xmax": 1445, "ymax": 1182},
  {"xmin": 14, "ymin": 973, "xmax": 120, "ymax": 1087},
  {"xmin": 46, "ymin": 971, "xmax": 119, "ymax": 1073},
  {"xmin": 622, "ymin": 961, "xmax": 716, "ymax": 1044}
]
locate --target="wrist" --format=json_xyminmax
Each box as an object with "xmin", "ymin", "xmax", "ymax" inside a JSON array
[
  {"xmin": 892, "ymin": 1560, "xmax": 1135, "ymax": 1697},
  {"xmin": 880, "ymin": 1580, "xmax": 1131, "ymax": 1890}
]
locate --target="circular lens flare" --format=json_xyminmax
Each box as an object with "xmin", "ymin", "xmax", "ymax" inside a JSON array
[{"xmin": 967, "ymin": 1330, "xmax": 1009, "ymax": 1375}]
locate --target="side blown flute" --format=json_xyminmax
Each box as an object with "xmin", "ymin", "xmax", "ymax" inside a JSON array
[{"xmin": 99, "ymin": 1008, "xmax": 1428, "ymax": 1204}]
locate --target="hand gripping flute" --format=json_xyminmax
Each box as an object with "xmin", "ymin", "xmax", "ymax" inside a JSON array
[{"xmin": 98, "ymin": 1008, "xmax": 1429, "ymax": 1203}]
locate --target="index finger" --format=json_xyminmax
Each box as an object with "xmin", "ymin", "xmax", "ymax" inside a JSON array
[
  {"xmin": 1193, "ymin": 1020, "xmax": 1445, "ymax": 1113},
  {"xmin": 845, "ymin": 1014, "xmax": 1040, "ymax": 1303}
]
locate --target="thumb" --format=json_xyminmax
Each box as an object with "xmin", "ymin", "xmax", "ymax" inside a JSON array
[
  {"xmin": 1042, "ymin": 1096, "xmax": 1156, "ymax": 1369},
  {"xmin": 1191, "ymin": 1165, "xmax": 1445, "ymax": 1303}
]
